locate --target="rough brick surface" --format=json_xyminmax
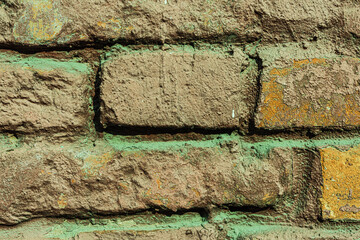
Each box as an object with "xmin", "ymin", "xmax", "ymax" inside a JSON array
[
  {"xmin": 0, "ymin": 0, "xmax": 346, "ymax": 47},
  {"xmin": 0, "ymin": 0, "xmax": 259, "ymax": 46},
  {"xmin": 0, "ymin": 136, "xmax": 295, "ymax": 225},
  {"xmin": 256, "ymin": 44, "xmax": 360, "ymax": 129},
  {"xmin": 0, "ymin": 52, "xmax": 92, "ymax": 134},
  {"xmin": 321, "ymin": 145, "xmax": 360, "ymax": 220},
  {"xmin": 256, "ymin": 0, "xmax": 343, "ymax": 42},
  {"xmin": 0, "ymin": 53, "xmax": 92, "ymax": 133},
  {"xmin": 100, "ymin": 46, "xmax": 257, "ymax": 129}
]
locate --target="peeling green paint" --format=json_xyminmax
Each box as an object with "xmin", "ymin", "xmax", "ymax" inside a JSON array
[
  {"xmin": 103, "ymin": 132, "xmax": 238, "ymax": 152},
  {"xmin": 0, "ymin": 213, "xmax": 204, "ymax": 240},
  {"xmin": 0, "ymin": 52, "xmax": 91, "ymax": 75},
  {"xmin": 2, "ymin": 212, "xmax": 360, "ymax": 239},
  {"xmin": 103, "ymin": 132, "xmax": 360, "ymax": 158}
]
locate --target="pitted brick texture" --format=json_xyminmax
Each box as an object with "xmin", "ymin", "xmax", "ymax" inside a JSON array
[
  {"xmin": 0, "ymin": 52, "xmax": 92, "ymax": 134},
  {"xmin": 100, "ymin": 46, "xmax": 257, "ymax": 129},
  {"xmin": 0, "ymin": 137, "xmax": 299, "ymax": 225}
]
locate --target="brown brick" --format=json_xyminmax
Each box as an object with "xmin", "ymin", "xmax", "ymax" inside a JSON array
[
  {"xmin": 1, "ymin": 0, "xmax": 259, "ymax": 46},
  {"xmin": 0, "ymin": 52, "xmax": 92, "ymax": 134},
  {"xmin": 0, "ymin": 136, "xmax": 292, "ymax": 224},
  {"xmin": 100, "ymin": 45, "xmax": 257, "ymax": 129},
  {"xmin": 256, "ymin": 0, "xmax": 342, "ymax": 43},
  {"xmin": 0, "ymin": 0, "xmax": 344, "ymax": 46},
  {"xmin": 345, "ymin": 6, "xmax": 360, "ymax": 37},
  {"xmin": 256, "ymin": 45, "xmax": 360, "ymax": 129}
]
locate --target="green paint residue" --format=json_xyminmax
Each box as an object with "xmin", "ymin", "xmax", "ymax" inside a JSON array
[
  {"xmin": 104, "ymin": 133, "xmax": 238, "ymax": 152},
  {"xmin": 46, "ymin": 213, "xmax": 204, "ymax": 239},
  {"xmin": 241, "ymin": 137, "xmax": 360, "ymax": 157},
  {"xmin": 104, "ymin": 132, "xmax": 360, "ymax": 158},
  {"xmin": 0, "ymin": 134, "xmax": 20, "ymax": 151},
  {"xmin": 227, "ymin": 222, "xmax": 360, "ymax": 240},
  {"xmin": 0, "ymin": 52, "xmax": 90, "ymax": 74}
]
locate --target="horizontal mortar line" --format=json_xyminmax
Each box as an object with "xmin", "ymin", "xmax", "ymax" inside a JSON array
[
  {"xmin": 100, "ymin": 126, "xmax": 238, "ymax": 136},
  {"xmin": 0, "ymin": 36, "xmax": 261, "ymax": 54},
  {"xmin": 0, "ymin": 207, "xmax": 210, "ymax": 227}
]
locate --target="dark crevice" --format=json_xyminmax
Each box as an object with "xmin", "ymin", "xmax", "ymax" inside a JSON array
[
  {"xmin": 81, "ymin": 206, "xmax": 210, "ymax": 222},
  {"xmin": 0, "ymin": 35, "xmax": 261, "ymax": 54},
  {"xmin": 248, "ymin": 53, "xmax": 263, "ymax": 134},
  {"xmin": 102, "ymin": 125, "xmax": 238, "ymax": 136},
  {"xmin": 219, "ymin": 204, "xmax": 274, "ymax": 214},
  {"xmin": 0, "ymin": 38, "xmax": 163, "ymax": 54},
  {"xmin": 0, "ymin": 130, "xmax": 19, "ymax": 139},
  {"xmin": 93, "ymin": 54, "xmax": 104, "ymax": 132},
  {"xmin": 1, "ymin": 207, "xmax": 210, "ymax": 226}
]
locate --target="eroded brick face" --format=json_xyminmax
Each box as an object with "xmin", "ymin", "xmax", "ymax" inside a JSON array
[
  {"xmin": 0, "ymin": 138, "xmax": 293, "ymax": 225},
  {"xmin": 0, "ymin": 52, "xmax": 92, "ymax": 134},
  {"xmin": 256, "ymin": 56, "xmax": 360, "ymax": 129},
  {"xmin": 2, "ymin": 0, "xmax": 360, "ymax": 238}
]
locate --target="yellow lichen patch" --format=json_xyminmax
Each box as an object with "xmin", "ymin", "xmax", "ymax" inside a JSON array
[
  {"xmin": 257, "ymin": 57, "xmax": 360, "ymax": 129},
  {"xmin": 320, "ymin": 145, "xmax": 360, "ymax": 220},
  {"xmin": 81, "ymin": 152, "xmax": 114, "ymax": 177},
  {"xmin": 57, "ymin": 194, "xmax": 68, "ymax": 209},
  {"xmin": 262, "ymin": 193, "xmax": 276, "ymax": 202},
  {"xmin": 13, "ymin": 0, "xmax": 65, "ymax": 44},
  {"xmin": 97, "ymin": 17, "xmax": 133, "ymax": 37}
]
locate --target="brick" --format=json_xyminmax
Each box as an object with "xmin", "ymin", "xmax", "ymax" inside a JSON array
[
  {"xmin": 1, "ymin": 0, "xmax": 259, "ymax": 46},
  {"xmin": 256, "ymin": 45, "xmax": 360, "ymax": 129},
  {"xmin": 320, "ymin": 145, "xmax": 360, "ymax": 220},
  {"xmin": 256, "ymin": 0, "xmax": 342, "ymax": 42},
  {"xmin": 100, "ymin": 45, "xmax": 257, "ymax": 129},
  {"xmin": 345, "ymin": 6, "xmax": 360, "ymax": 37},
  {"xmin": 0, "ymin": 135, "xmax": 292, "ymax": 224},
  {"xmin": 0, "ymin": 0, "xmax": 344, "ymax": 46},
  {"xmin": 0, "ymin": 51, "xmax": 92, "ymax": 134}
]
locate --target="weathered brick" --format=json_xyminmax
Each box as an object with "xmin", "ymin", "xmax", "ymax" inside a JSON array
[
  {"xmin": 1, "ymin": 0, "xmax": 260, "ymax": 46},
  {"xmin": 256, "ymin": 0, "xmax": 342, "ymax": 42},
  {"xmin": 345, "ymin": 6, "xmax": 360, "ymax": 37},
  {"xmin": 100, "ymin": 45, "xmax": 257, "ymax": 129},
  {"xmin": 0, "ymin": 51, "xmax": 92, "ymax": 134},
  {"xmin": 0, "ymin": 0, "xmax": 344, "ymax": 46},
  {"xmin": 0, "ymin": 135, "xmax": 293, "ymax": 224},
  {"xmin": 256, "ymin": 45, "xmax": 360, "ymax": 129},
  {"xmin": 320, "ymin": 145, "xmax": 360, "ymax": 220}
]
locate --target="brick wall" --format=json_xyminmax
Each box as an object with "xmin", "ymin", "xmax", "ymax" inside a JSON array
[{"xmin": 1, "ymin": 0, "xmax": 360, "ymax": 239}]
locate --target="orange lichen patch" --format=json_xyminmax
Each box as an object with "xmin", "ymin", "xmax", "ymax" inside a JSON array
[
  {"xmin": 310, "ymin": 58, "xmax": 326, "ymax": 65},
  {"xmin": 269, "ymin": 68, "xmax": 291, "ymax": 77},
  {"xmin": 192, "ymin": 189, "xmax": 201, "ymax": 198},
  {"xmin": 81, "ymin": 152, "xmax": 114, "ymax": 177},
  {"xmin": 262, "ymin": 193, "xmax": 274, "ymax": 202},
  {"xmin": 118, "ymin": 182, "xmax": 128, "ymax": 191},
  {"xmin": 293, "ymin": 59, "xmax": 310, "ymax": 68},
  {"xmin": 320, "ymin": 145, "xmax": 360, "ymax": 220},
  {"xmin": 156, "ymin": 178, "xmax": 162, "ymax": 189},
  {"xmin": 96, "ymin": 17, "xmax": 133, "ymax": 35},
  {"xmin": 257, "ymin": 57, "xmax": 360, "ymax": 129},
  {"xmin": 57, "ymin": 194, "xmax": 68, "ymax": 209}
]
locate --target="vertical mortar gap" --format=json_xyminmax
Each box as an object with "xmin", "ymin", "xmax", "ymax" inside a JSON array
[
  {"xmin": 93, "ymin": 54, "xmax": 104, "ymax": 132},
  {"xmin": 248, "ymin": 54, "xmax": 263, "ymax": 134}
]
